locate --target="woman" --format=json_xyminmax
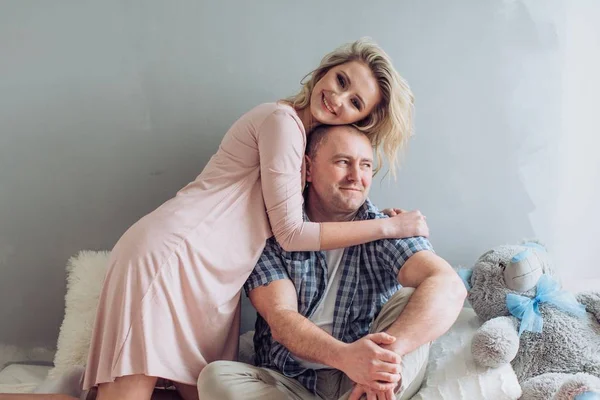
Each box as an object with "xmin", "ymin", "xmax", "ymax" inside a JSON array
[{"xmin": 5, "ymin": 38, "xmax": 426, "ymax": 400}]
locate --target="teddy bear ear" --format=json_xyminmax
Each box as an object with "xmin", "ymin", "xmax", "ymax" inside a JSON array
[{"xmin": 457, "ymin": 268, "xmax": 473, "ymax": 291}]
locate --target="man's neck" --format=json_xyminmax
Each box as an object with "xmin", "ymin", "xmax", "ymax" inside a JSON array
[{"xmin": 305, "ymin": 191, "xmax": 359, "ymax": 223}]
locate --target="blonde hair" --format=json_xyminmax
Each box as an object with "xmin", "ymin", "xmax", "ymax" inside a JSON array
[{"xmin": 285, "ymin": 38, "xmax": 414, "ymax": 177}]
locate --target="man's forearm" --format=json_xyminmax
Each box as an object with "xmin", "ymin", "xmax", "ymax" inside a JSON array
[
  {"xmin": 268, "ymin": 308, "xmax": 346, "ymax": 369},
  {"xmin": 386, "ymin": 273, "xmax": 466, "ymax": 356}
]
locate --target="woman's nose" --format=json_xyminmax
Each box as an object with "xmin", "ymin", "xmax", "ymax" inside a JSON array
[{"xmin": 330, "ymin": 91, "xmax": 343, "ymax": 107}]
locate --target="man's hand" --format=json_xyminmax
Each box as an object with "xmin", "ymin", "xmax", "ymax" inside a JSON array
[
  {"xmin": 348, "ymin": 384, "xmax": 396, "ymax": 400},
  {"xmin": 378, "ymin": 338, "xmax": 408, "ymax": 363},
  {"xmin": 337, "ymin": 333, "xmax": 402, "ymax": 392},
  {"xmin": 382, "ymin": 210, "xmax": 429, "ymax": 239}
]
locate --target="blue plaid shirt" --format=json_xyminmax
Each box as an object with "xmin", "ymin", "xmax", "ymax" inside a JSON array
[{"xmin": 244, "ymin": 199, "xmax": 434, "ymax": 393}]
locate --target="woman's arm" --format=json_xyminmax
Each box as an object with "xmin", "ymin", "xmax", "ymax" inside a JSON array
[
  {"xmin": 258, "ymin": 108, "xmax": 427, "ymax": 251},
  {"xmin": 320, "ymin": 210, "xmax": 428, "ymax": 250}
]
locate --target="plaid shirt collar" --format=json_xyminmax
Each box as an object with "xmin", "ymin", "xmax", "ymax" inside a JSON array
[{"xmin": 302, "ymin": 198, "xmax": 380, "ymax": 223}]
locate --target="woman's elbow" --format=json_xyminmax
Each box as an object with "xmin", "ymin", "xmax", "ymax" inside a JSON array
[
  {"xmin": 276, "ymin": 237, "xmax": 295, "ymax": 252},
  {"xmin": 272, "ymin": 227, "xmax": 318, "ymax": 252}
]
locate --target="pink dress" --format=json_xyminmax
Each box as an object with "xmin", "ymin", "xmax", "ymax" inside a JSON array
[{"xmin": 83, "ymin": 103, "xmax": 321, "ymax": 389}]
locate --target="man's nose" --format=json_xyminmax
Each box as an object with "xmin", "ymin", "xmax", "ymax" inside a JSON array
[{"xmin": 346, "ymin": 165, "xmax": 360, "ymax": 181}]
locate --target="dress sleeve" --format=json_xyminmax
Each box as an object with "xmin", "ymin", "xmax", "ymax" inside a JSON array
[{"xmin": 256, "ymin": 109, "xmax": 321, "ymax": 251}]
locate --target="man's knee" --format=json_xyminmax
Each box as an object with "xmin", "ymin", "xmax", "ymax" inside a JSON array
[
  {"xmin": 384, "ymin": 286, "xmax": 416, "ymax": 315},
  {"xmin": 396, "ymin": 342, "xmax": 429, "ymax": 399},
  {"xmin": 197, "ymin": 361, "xmax": 236, "ymax": 400},
  {"xmin": 371, "ymin": 287, "xmax": 415, "ymax": 333},
  {"xmin": 390, "ymin": 287, "xmax": 415, "ymax": 308}
]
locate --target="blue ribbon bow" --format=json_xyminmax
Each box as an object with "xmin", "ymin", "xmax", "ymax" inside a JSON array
[
  {"xmin": 457, "ymin": 268, "xmax": 473, "ymax": 291},
  {"xmin": 506, "ymin": 274, "xmax": 587, "ymax": 336}
]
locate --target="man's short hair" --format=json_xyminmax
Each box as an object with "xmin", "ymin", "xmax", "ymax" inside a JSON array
[
  {"xmin": 305, "ymin": 125, "xmax": 365, "ymax": 159},
  {"xmin": 305, "ymin": 125, "xmax": 330, "ymax": 159}
]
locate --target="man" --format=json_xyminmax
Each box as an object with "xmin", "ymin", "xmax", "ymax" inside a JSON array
[{"xmin": 197, "ymin": 125, "xmax": 467, "ymax": 400}]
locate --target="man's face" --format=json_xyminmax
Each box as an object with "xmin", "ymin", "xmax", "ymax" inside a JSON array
[{"xmin": 306, "ymin": 126, "xmax": 373, "ymax": 216}]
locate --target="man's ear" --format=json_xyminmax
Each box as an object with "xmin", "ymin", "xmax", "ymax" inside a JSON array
[{"xmin": 305, "ymin": 155, "xmax": 313, "ymax": 183}]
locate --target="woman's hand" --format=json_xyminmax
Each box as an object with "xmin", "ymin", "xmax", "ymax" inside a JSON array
[{"xmin": 382, "ymin": 210, "xmax": 429, "ymax": 239}]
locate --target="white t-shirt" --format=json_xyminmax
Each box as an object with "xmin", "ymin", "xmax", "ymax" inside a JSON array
[{"xmin": 293, "ymin": 248, "xmax": 345, "ymax": 370}]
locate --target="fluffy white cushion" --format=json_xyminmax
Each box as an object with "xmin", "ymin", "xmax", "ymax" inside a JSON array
[
  {"xmin": 48, "ymin": 251, "xmax": 110, "ymax": 379},
  {"xmin": 412, "ymin": 307, "xmax": 522, "ymax": 400}
]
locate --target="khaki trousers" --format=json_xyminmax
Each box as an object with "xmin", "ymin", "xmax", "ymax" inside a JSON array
[{"xmin": 197, "ymin": 287, "xmax": 429, "ymax": 400}]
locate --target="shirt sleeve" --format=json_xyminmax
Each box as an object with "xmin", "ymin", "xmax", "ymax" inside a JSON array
[
  {"xmin": 375, "ymin": 236, "xmax": 434, "ymax": 279},
  {"xmin": 257, "ymin": 109, "xmax": 321, "ymax": 252},
  {"xmin": 244, "ymin": 238, "xmax": 290, "ymax": 297}
]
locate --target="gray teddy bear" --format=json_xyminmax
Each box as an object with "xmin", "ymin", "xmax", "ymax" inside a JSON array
[{"xmin": 460, "ymin": 241, "xmax": 600, "ymax": 400}]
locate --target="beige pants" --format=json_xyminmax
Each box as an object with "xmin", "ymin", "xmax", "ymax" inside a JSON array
[{"xmin": 197, "ymin": 287, "xmax": 429, "ymax": 400}]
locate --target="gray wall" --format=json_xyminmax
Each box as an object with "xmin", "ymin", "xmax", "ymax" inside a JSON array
[{"xmin": 0, "ymin": 0, "xmax": 581, "ymax": 348}]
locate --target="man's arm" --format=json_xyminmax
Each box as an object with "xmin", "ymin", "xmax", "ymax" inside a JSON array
[
  {"xmin": 384, "ymin": 250, "xmax": 467, "ymax": 356},
  {"xmin": 249, "ymin": 279, "xmax": 343, "ymax": 366},
  {"xmin": 249, "ymin": 279, "xmax": 402, "ymax": 391}
]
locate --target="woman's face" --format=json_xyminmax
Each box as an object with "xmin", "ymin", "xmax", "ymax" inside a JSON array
[{"xmin": 309, "ymin": 61, "xmax": 382, "ymax": 126}]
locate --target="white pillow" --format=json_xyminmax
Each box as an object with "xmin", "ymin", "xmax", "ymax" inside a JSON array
[
  {"xmin": 412, "ymin": 308, "xmax": 522, "ymax": 400},
  {"xmin": 48, "ymin": 251, "xmax": 110, "ymax": 379},
  {"xmin": 0, "ymin": 382, "xmax": 40, "ymax": 393}
]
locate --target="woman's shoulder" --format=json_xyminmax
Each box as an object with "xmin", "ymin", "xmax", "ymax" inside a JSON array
[
  {"xmin": 245, "ymin": 102, "xmax": 303, "ymax": 129},
  {"xmin": 250, "ymin": 101, "xmax": 295, "ymax": 113}
]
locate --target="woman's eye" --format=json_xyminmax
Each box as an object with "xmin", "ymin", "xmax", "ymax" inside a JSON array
[
  {"xmin": 352, "ymin": 98, "xmax": 361, "ymax": 110},
  {"xmin": 337, "ymin": 74, "xmax": 346, "ymax": 88}
]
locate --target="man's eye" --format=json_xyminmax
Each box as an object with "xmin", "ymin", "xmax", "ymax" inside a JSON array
[
  {"xmin": 352, "ymin": 98, "xmax": 361, "ymax": 110},
  {"xmin": 337, "ymin": 74, "xmax": 346, "ymax": 88}
]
